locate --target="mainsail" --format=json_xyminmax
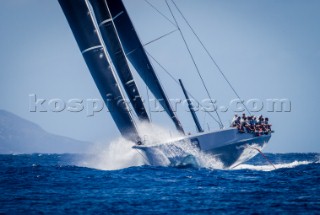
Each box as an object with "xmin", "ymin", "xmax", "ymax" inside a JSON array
[
  {"xmin": 106, "ymin": 0, "xmax": 185, "ymax": 134},
  {"xmin": 58, "ymin": 0, "xmax": 140, "ymax": 142},
  {"xmin": 88, "ymin": 0, "xmax": 149, "ymax": 122}
]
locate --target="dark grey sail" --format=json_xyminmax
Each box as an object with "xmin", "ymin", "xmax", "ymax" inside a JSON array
[
  {"xmin": 106, "ymin": 0, "xmax": 185, "ymax": 134},
  {"xmin": 88, "ymin": 0, "xmax": 149, "ymax": 122},
  {"xmin": 58, "ymin": 0, "xmax": 140, "ymax": 142}
]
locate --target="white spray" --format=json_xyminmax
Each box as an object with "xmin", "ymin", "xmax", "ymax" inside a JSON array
[
  {"xmin": 78, "ymin": 137, "xmax": 145, "ymax": 170},
  {"xmin": 78, "ymin": 123, "xmax": 224, "ymax": 170}
]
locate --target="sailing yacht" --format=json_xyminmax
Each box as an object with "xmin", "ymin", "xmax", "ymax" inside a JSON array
[{"xmin": 58, "ymin": 0, "xmax": 272, "ymax": 168}]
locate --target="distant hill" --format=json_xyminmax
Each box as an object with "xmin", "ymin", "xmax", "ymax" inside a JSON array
[{"xmin": 0, "ymin": 110, "xmax": 91, "ymax": 154}]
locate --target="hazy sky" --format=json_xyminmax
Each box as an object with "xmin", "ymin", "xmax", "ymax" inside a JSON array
[{"xmin": 0, "ymin": 0, "xmax": 319, "ymax": 153}]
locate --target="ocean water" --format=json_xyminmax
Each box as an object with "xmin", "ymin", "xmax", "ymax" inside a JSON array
[{"xmin": 0, "ymin": 151, "xmax": 319, "ymax": 214}]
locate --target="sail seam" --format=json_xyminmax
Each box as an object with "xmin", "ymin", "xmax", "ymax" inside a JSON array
[
  {"xmin": 81, "ymin": 45, "xmax": 103, "ymax": 54},
  {"xmin": 126, "ymin": 48, "xmax": 138, "ymax": 56},
  {"xmin": 99, "ymin": 18, "xmax": 112, "ymax": 26},
  {"xmin": 113, "ymin": 11, "xmax": 124, "ymax": 20},
  {"xmin": 125, "ymin": 80, "xmax": 134, "ymax": 85}
]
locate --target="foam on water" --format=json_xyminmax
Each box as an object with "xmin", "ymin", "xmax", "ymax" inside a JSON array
[
  {"xmin": 233, "ymin": 152, "xmax": 320, "ymax": 171},
  {"xmin": 234, "ymin": 160, "xmax": 314, "ymax": 171}
]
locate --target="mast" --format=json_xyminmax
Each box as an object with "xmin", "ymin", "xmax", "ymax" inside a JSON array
[
  {"xmin": 179, "ymin": 79, "xmax": 204, "ymax": 133},
  {"xmin": 58, "ymin": 0, "xmax": 140, "ymax": 143},
  {"xmin": 88, "ymin": 0, "xmax": 149, "ymax": 122},
  {"xmin": 106, "ymin": 0, "xmax": 185, "ymax": 134}
]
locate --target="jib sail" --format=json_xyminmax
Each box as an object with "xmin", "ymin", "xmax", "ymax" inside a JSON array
[
  {"xmin": 58, "ymin": 0, "xmax": 140, "ymax": 142},
  {"xmin": 106, "ymin": 0, "xmax": 184, "ymax": 134},
  {"xmin": 88, "ymin": 0, "xmax": 150, "ymax": 122}
]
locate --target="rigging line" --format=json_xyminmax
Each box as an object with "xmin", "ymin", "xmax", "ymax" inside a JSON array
[
  {"xmin": 144, "ymin": 0, "xmax": 177, "ymax": 27},
  {"xmin": 250, "ymin": 147, "xmax": 277, "ymax": 170},
  {"xmin": 202, "ymin": 111, "xmax": 207, "ymax": 131},
  {"xmin": 147, "ymin": 51, "xmax": 221, "ymax": 126},
  {"xmin": 143, "ymin": 29, "xmax": 178, "ymax": 46},
  {"xmin": 146, "ymin": 84, "xmax": 152, "ymax": 122},
  {"xmin": 165, "ymin": 0, "xmax": 223, "ymax": 129},
  {"xmin": 171, "ymin": 0, "xmax": 252, "ymax": 116},
  {"xmin": 146, "ymin": 50, "xmax": 222, "ymax": 127}
]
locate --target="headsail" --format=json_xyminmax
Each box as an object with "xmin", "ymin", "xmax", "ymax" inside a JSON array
[
  {"xmin": 106, "ymin": 0, "xmax": 185, "ymax": 134},
  {"xmin": 88, "ymin": 0, "xmax": 149, "ymax": 122},
  {"xmin": 58, "ymin": 0, "xmax": 140, "ymax": 142}
]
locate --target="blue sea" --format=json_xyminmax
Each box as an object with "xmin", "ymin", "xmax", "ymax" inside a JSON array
[{"xmin": 1, "ymin": 152, "xmax": 319, "ymax": 214}]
